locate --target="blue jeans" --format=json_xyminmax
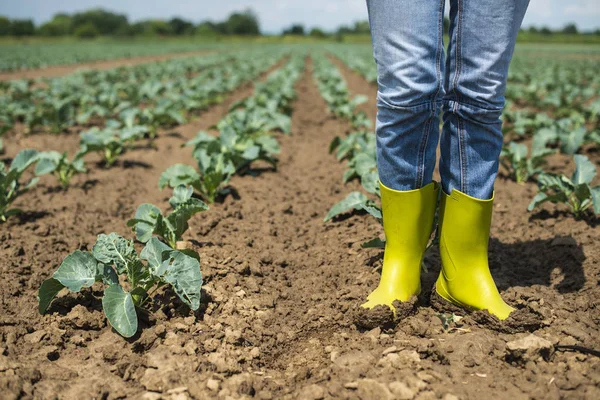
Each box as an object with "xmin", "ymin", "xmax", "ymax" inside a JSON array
[{"xmin": 366, "ymin": 0, "xmax": 529, "ymax": 199}]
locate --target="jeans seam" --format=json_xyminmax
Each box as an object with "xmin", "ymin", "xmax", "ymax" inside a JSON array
[
  {"xmin": 451, "ymin": 0, "xmax": 464, "ymax": 113},
  {"xmin": 416, "ymin": 117, "xmax": 433, "ymax": 188},
  {"xmin": 432, "ymin": 0, "xmax": 445, "ymax": 104},
  {"xmin": 458, "ymin": 116, "xmax": 467, "ymax": 193},
  {"xmin": 376, "ymin": 95, "xmax": 437, "ymax": 112}
]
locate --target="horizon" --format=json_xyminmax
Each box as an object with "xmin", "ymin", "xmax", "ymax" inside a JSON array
[{"xmin": 1, "ymin": 0, "xmax": 599, "ymax": 34}]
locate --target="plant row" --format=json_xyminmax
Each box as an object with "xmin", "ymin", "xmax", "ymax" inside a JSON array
[
  {"xmin": 311, "ymin": 53, "xmax": 384, "ymax": 248},
  {"xmin": 30, "ymin": 55, "xmax": 306, "ymax": 337},
  {"xmin": 0, "ymin": 48, "xmax": 285, "ymax": 153}
]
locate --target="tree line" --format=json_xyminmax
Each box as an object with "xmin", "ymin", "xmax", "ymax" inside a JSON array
[
  {"xmin": 0, "ymin": 8, "xmax": 261, "ymax": 38},
  {"xmin": 0, "ymin": 8, "xmax": 597, "ymax": 39}
]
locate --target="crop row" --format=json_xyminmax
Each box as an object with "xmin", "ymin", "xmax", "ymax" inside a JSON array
[
  {"xmin": 0, "ymin": 41, "xmax": 220, "ymax": 72},
  {"xmin": 30, "ymin": 54, "xmax": 305, "ymax": 337},
  {"xmin": 311, "ymin": 52, "xmax": 384, "ymax": 248},
  {"xmin": 0, "ymin": 49, "xmax": 284, "ymax": 150}
]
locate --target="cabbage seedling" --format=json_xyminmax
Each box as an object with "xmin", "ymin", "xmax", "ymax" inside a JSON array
[
  {"xmin": 528, "ymin": 155, "xmax": 600, "ymax": 218},
  {"xmin": 159, "ymin": 155, "xmax": 235, "ymax": 203},
  {"xmin": 500, "ymin": 140, "xmax": 554, "ymax": 184},
  {"xmin": 128, "ymin": 185, "xmax": 209, "ymax": 248},
  {"xmin": 34, "ymin": 151, "xmax": 86, "ymax": 189},
  {"xmin": 38, "ymin": 233, "xmax": 202, "ymax": 338},
  {"xmin": 1, "ymin": 149, "xmax": 41, "ymax": 222}
]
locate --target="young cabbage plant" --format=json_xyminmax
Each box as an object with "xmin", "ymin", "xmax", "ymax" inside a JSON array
[
  {"xmin": 34, "ymin": 151, "xmax": 86, "ymax": 189},
  {"xmin": 38, "ymin": 233, "xmax": 202, "ymax": 338},
  {"xmin": 0, "ymin": 115, "xmax": 13, "ymax": 154},
  {"xmin": 159, "ymin": 155, "xmax": 235, "ymax": 203},
  {"xmin": 535, "ymin": 119, "xmax": 587, "ymax": 155},
  {"xmin": 500, "ymin": 140, "xmax": 554, "ymax": 184},
  {"xmin": 0, "ymin": 149, "xmax": 41, "ymax": 222},
  {"xmin": 78, "ymin": 125, "xmax": 145, "ymax": 167},
  {"xmin": 528, "ymin": 155, "xmax": 600, "ymax": 218},
  {"xmin": 128, "ymin": 185, "xmax": 209, "ymax": 249},
  {"xmin": 186, "ymin": 127, "xmax": 280, "ymax": 174},
  {"xmin": 324, "ymin": 191, "xmax": 384, "ymax": 248},
  {"xmin": 329, "ymin": 130, "xmax": 376, "ymax": 162}
]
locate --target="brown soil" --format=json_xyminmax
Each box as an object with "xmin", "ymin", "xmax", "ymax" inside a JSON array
[
  {"xmin": 0, "ymin": 50, "xmax": 213, "ymax": 81},
  {"xmin": 1, "ymin": 58, "xmax": 599, "ymax": 400}
]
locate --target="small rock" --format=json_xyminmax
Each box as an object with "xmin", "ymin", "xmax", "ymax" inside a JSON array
[
  {"xmin": 382, "ymin": 346, "xmax": 399, "ymax": 355},
  {"xmin": 357, "ymin": 379, "xmax": 393, "ymax": 400},
  {"xmin": 442, "ymin": 395, "xmax": 459, "ymax": 400},
  {"xmin": 250, "ymin": 347, "xmax": 260, "ymax": 359},
  {"xmin": 206, "ymin": 378, "xmax": 220, "ymax": 391},
  {"xmin": 141, "ymin": 392, "xmax": 162, "ymax": 400},
  {"xmin": 298, "ymin": 384, "xmax": 325, "ymax": 400},
  {"xmin": 225, "ymin": 328, "xmax": 243, "ymax": 344},
  {"xmin": 389, "ymin": 381, "xmax": 416, "ymax": 400},
  {"xmin": 344, "ymin": 382, "xmax": 358, "ymax": 389},
  {"xmin": 24, "ymin": 330, "xmax": 46, "ymax": 344},
  {"xmin": 506, "ymin": 334, "xmax": 554, "ymax": 363}
]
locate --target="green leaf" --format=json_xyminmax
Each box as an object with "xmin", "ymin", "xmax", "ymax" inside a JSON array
[
  {"xmin": 591, "ymin": 186, "xmax": 600, "ymax": 215},
  {"xmin": 162, "ymin": 251, "xmax": 202, "ymax": 310},
  {"xmin": 169, "ymin": 185, "xmax": 194, "ymax": 209},
  {"xmin": 571, "ymin": 155, "xmax": 596, "ymax": 185},
  {"xmin": 128, "ymin": 204, "xmax": 162, "ymax": 243},
  {"xmin": 96, "ymin": 263, "xmax": 119, "ymax": 286},
  {"xmin": 324, "ymin": 192, "xmax": 368, "ymax": 222},
  {"xmin": 53, "ymin": 250, "xmax": 98, "ymax": 292},
  {"xmin": 38, "ymin": 278, "xmax": 65, "ymax": 314},
  {"xmin": 140, "ymin": 237, "xmax": 172, "ymax": 275},
  {"xmin": 159, "ymin": 164, "xmax": 201, "ymax": 190},
  {"xmin": 102, "ymin": 285, "xmax": 138, "ymax": 338},
  {"xmin": 10, "ymin": 149, "xmax": 39, "ymax": 173},
  {"xmin": 92, "ymin": 233, "xmax": 136, "ymax": 275}
]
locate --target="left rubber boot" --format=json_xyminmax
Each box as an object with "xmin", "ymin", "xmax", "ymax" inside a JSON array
[
  {"xmin": 435, "ymin": 189, "xmax": 514, "ymax": 320},
  {"xmin": 362, "ymin": 181, "xmax": 439, "ymax": 312}
]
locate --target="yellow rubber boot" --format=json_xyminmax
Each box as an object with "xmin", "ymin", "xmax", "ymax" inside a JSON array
[
  {"xmin": 362, "ymin": 181, "xmax": 439, "ymax": 311},
  {"xmin": 435, "ymin": 190, "xmax": 514, "ymax": 320}
]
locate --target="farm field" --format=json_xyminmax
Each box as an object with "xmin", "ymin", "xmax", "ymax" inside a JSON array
[{"xmin": 0, "ymin": 42, "xmax": 599, "ymax": 399}]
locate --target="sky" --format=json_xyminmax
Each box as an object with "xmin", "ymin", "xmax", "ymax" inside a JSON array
[{"xmin": 1, "ymin": 0, "xmax": 599, "ymax": 33}]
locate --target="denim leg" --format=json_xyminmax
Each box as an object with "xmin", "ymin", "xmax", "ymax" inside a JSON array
[
  {"xmin": 440, "ymin": 0, "xmax": 530, "ymax": 199},
  {"xmin": 366, "ymin": 0, "xmax": 446, "ymax": 191}
]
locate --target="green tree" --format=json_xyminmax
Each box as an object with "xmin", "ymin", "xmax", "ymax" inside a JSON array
[
  {"xmin": 169, "ymin": 17, "xmax": 194, "ymax": 35},
  {"xmin": 196, "ymin": 21, "xmax": 220, "ymax": 36},
  {"xmin": 71, "ymin": 8, "xmax": 128, "ymax": 35},
  {"xmin": 74, "ymin": 22, "xmax": 100, "ymax": 38},
  {"xmin": 10, "ymin": 19, "xmax": 35, "ymax": 36},
  {"xmin": 309, "ymin": 28, "xmax": 327, "ymax": 38},
  {"xmin": 225, "ymin": 9, "xmax": 260, "ymax": 35},
  {"xmin": 540, "ymin": 26, "xmax": 553, "ymax": 35},
  {"xmin": 282, "ymin": 24, "xmax": 305, "ymax": 36},
  {"xmin": 353, "ymin": 20, "xmax": 370, "ymax": 34},
  {"xmin": 0, "ymin": 16, "xmax": 11, "ymax": 36},
  {"xmin": 39, "ymin": 13, "xmax": 72, "ymax": 36},
  {"xmin": 562, "ymin": 23, "xmax": 578, "ymax": 34}
]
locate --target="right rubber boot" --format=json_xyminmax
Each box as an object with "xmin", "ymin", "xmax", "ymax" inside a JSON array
[
  {"xmin": 435, "ymin": 190, "xmax": 514, "ymax": 320},
  {"xmin": 362, "ymin": 181, "xmax": 439, "ymax": 311}
]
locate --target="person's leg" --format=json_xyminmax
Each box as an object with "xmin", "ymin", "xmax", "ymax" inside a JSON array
[
  {"xmin": 440, "ymin": 0, "xmax": 529, "ymax": 199},
  {"xmin": 437, "ymin": 0, "xmax": 529, "ymax": 320},
  {"xmin": 363, "ymin": 0, "xmax": 445, "ymax": 311},
  {"xmin": 367, "ymin": 0, "xmax": 446, "ymax": 191}
]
